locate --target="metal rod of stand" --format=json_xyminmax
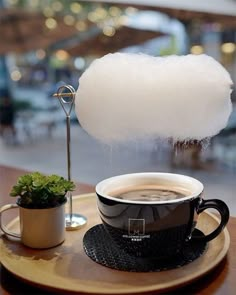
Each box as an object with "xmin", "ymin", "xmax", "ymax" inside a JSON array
[
  {"xmin": 66, "ymin": 115, "xmax": 73, "ymax": 222},
  {"xmin": 56, "ymin": 85, "xmax": 87, "ymax": 231}
]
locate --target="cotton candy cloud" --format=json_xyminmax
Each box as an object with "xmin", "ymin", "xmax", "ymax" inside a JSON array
[{"xmin": 75, "ymin": 53, "xmax": 233, "ymax": 143}]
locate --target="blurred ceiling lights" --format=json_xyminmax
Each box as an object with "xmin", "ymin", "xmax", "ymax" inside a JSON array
[
  {"xmin": 4, "ymin": 0, "xmax": 136, "ymax": 38},
  {"xmin": 0, "ymin": 8, "xmax": 86, "ymax": 54},
  {"xmin": 221, "ymin": 42, "xmax": 236, "ymax": 54},
  {"xmin": 84, "ymin": 0, "xmax": 236, "ymax": 28},
  {"xmin": 54, "ymin": 49, "xmax": 70, "ymax": 61},
  {"xmin": 70, "ymin": 3, "xmax": 82, "ymax": 14},
  {"xmin": 66, "ymin": 25, "xmax": 167, "ymax": 57},
  {"xmin": 64, "ymin": 15, "xmax": 76, "ymax": 26},
  {"xmin": 3, "ymin": 0, "xmax": 235, "ymax": 59},
  {"xmin": 10, "ymin": 69, "xmax": 22, "ymax": 81},
  {"xmin": 35, "ymin": 49, "xmax": 46, "ymax": 59},
  {"xmin": 190, "ymin": 45, "xmax": 204, "ymax": 55},
  {"xmin": 52, "ymin": 1, "xmax": 63, "ymax": 12},
  {"xmin": 75, "ymin": 20, "xmax": 88, "ymax": 31},
  {"xmin": 103, "ymin": 25, "xmax": 116, "ymax": 37},
  {"xmin": 74, "ymin": 57, "xmax": 85, "ymax": 70},
  {"xmin": 45, "ymin": 17, "xmax": 57, "ymax": 29}
]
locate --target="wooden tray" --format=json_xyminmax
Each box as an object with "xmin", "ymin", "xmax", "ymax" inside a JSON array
[{"xmin": 0, "ymin": 194, "xmax": 230, "ymax": 294}]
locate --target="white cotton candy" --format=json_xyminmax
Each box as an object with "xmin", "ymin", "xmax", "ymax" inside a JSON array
[{"xmin": 75, "ymin": 53, "xmax": 233, "ymax": 143}]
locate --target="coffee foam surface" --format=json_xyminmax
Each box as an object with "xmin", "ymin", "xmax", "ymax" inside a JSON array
[
  {"xmin": 109, "ymin": 184, "xmax": 191, "ymax": 198},
  {"xmin": 75, "ymin": 53, "xmax": 233, "ymax": 143}
]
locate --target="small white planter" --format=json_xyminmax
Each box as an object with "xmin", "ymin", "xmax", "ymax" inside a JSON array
[{"xmin": 0, "ymin": 201, "xmax": 66, "ymax": 249}]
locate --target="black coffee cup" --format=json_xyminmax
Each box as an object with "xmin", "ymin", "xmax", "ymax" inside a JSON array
[{"xmin": 96, "ymin": 172, "xmax": 229, "ymax": 258}]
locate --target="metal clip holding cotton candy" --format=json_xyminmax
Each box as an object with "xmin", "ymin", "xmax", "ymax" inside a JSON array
[{"xmin": 74, "ymin": 53, "xmax": 233, "ymax": 144}]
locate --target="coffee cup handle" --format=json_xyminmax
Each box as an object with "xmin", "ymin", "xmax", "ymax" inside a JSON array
[
  {"xmin": 192, "ymin": 199, "xmax": 230, "ymax": 242},
  {"xmin": 0, "ymin": 204, "xmax": 21, "ymax": 238}
]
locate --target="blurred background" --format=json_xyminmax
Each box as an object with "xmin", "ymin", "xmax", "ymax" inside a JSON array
[{"xmin": 0, "ymin": 0, "xmax": 235, "ymax": 213}]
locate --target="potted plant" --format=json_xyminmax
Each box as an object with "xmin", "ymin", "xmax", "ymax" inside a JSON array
[{"xmin": 0, "ymin": 172, "xmax": 75, "ymax": 249}]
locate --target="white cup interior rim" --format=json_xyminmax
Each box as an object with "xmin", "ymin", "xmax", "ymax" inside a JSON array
[{"xmin": 96, "ymin": 172, "xmax": 204, "ymax": 204}]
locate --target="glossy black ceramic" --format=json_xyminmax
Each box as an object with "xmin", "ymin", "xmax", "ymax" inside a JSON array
[{"xmin": 96, "ymin": 173, "xmax": 229, "ymax": 258}]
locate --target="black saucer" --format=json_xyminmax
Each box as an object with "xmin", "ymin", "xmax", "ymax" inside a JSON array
[{"xmin": 83, "ymin": 224, "xmax": 207, "ymax": 272}]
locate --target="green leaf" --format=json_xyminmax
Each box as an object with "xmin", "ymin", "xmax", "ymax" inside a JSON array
[
  {"xmin": 10, "ymin": 185, "xmax": 22, "ymax": 197},
  {"xmin": 10, "ymin": 172, "xmax": 75, "ymax": 208},
  {"xmin": 18, "ymin": 174, "xmax": 33, "ymax": 186}
]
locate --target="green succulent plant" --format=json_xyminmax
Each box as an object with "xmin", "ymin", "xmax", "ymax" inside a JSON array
[{"xmin": 10, "ymin": 172, "xmax": 75, "ymax": 209}]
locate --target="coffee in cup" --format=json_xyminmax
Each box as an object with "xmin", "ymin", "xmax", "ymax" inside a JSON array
[
  {"xmin": 109, "ymin": 184, "xmax": 190, "ymax": 201},
  {"xmin": 96, "ymin": 172, "xmax": 229, "ymax": 258}
]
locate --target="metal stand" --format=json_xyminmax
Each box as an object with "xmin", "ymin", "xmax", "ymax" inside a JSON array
[{"xmin": 56, "ymin": 85, "xmax": 87, "ymax": 231}]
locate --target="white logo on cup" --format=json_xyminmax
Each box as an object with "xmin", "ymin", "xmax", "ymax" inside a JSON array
[
  {"xmin": 128, "ymin": 218, "xmax": 145, "ymax": 235},
  {"xmin": 122, "ymin": 218, "xmax": 150, "ymax": 241}
]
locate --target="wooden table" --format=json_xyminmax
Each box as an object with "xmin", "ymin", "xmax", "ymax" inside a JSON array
[{"xmin": 0, "ymin": 165, "xmax": 235, "ymax": 295}]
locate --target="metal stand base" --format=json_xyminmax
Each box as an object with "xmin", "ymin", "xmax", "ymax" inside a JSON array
[{"xmin": 65, "ymin": 213, "xmax": 87, "ymax": 231}]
